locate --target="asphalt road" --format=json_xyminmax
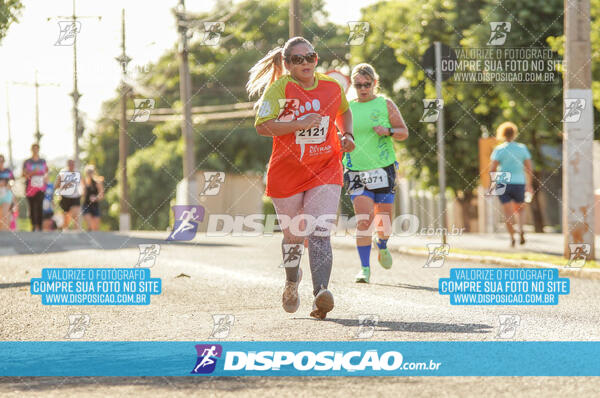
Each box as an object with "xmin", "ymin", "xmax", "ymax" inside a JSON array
[{"xmin": 1, "ymin": 232, "xmax": 599, "ymax": 396}]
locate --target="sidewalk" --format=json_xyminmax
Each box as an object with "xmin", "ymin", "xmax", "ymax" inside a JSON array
[
  {"xmin": 385, "ymin": 232, "xmax": 600, "ymax": 258},
  {"xmin": 335, "ymin": 232, "xmax": 599, "ymax": 257},
  {"xmin": 331, "ymin": 232, "xmax": 600, "ymax": 279}
]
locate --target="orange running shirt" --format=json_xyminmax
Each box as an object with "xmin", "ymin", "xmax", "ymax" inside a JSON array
[{"xmin": 255, "ymin": 72, "xmax": 349, "ymax": 198}]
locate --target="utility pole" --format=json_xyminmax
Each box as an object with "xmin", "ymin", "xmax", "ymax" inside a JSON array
[
  {"xmin": 34, "ymin": 71, "xmax": 41, "ymax": 144},
  {"xmin": 116, "ymin": 8, "xmax": 131, "ymax": 231},
  {"xmin": 50, "ymin": 0, "xmax": 101, "ymax": 169},
  {"xmin": 289, "ymin": 0, "xmax": 301, "ymax": 37},
  {"xmin": 434, "ymin": 41, "xmax": 447, "ymax": 245},
  {"xmin": 71, "ymin": 8, "xmax": 81, "ymax": 170},
  {"xmin": 563, "ymin": 0, "xmax": 595, "ymax": 259},
  {"xmin": 12, "ymin": 72, "xmax": 59, "ymax": 147},
  {"xmin": 4, "ymin": 84, "xmax": 14, "ymax": 169},
  {"xmin": 175, "ymin": 0, "xmax": 197, "ymax": 205}
]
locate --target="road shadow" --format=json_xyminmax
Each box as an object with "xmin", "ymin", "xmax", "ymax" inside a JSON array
[
  {"xmin": 370, "ymin": 282, "xmax": 438, "ymax": 292},
  {"xmin": 0, "ymin": 282, "xmax": 29, "ymax": 289},
  {"xmin": 312, "ymin": 318, "xmax": 493, "ymax": 334},
  {"xmin": 0, "ymin": 231, "xmax": 236, "ymax": 256}
]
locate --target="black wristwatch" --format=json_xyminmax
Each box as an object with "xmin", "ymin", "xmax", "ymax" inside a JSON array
[{"xmin": 388, "ymin": 128, "xmax": 393, "ymax": 136}]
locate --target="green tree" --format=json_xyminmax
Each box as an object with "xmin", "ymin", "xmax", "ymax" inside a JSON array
[
  {"xmin": 354, "ymin": 0, "xmax": 570, "ymax": 231},
  {"xmin": 354, "ymin": 0, "xmax": 502, "ymax": 229},
  {"xmin": 0, "ymin": 0, "xmax": 23, "ymax": 43},
  {"xmin": 108, "ymin": 140, "xmax": 182, "ymax": 230},
  {"xmin": 465, "ymin": 0, "xmax": 565, "ymax": 232}
]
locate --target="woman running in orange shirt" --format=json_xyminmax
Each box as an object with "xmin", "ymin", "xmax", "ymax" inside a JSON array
[{"xmin": 247, "ymin": 36, "xmax": 354, "ymax": 319}]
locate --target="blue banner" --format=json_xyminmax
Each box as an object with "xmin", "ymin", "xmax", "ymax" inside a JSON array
[
  {"xmin": 30, "ymin": 268, "xmax": 162, "ymax": 305},
  {"xmin": 2, "ymin": 341, "xmax": 600, "ymax": 376},
  {"xmin": 439, "ymin": 268, "xmax": 569, "ymax": 305}
]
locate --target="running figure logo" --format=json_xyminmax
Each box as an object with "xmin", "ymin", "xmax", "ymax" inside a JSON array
[
  {"xmin": 420, "ymin": 99, "xmax": 444, "ymax": 123},
  {"xmin": 487, "ymin": 172, "xmax": 511, "ymax": 196},
  {"xmin": 135, "ymin": 244, "xmax": 160, "ymax": 268},
  {"xmin": 280, "ymin": 243, "xmax": 303, "ymax": 268},
  {"xmin": 276, "ymin": 99, "xmax": 300, "ymax": 122},
  {"xmin": 209, "ymin": 314, "xmax": 235, "ymax": 339},
  {"xmin": 200, "ymin": 172, "xmax": 225, "ymax": 196},
  {"xmin": 167, "ymin": 205, "xmax": 205, "ymax": 241},
  {"xmin": 562, "ymin": 98, "xmax": 586, "ymax": 122},
  {"xmin": 496, "ymin": 314, "xmax": 520, "ymax": 339},
  {"xmin": 200, "ymin": 22, "xmax": 224, "ymax": 46},
  {"xmin": 54, "ymin": 20, "xmax": 81, "ymax": 46},
  {"xmin": 346, "ymin": 22, "xmax": 370, "ymax": 46},
  {"xmin": 55, "ymin": 171, "xmax": 81, "ymax": 196},
  {"xmin": 131, "ymin": 99, "xmax": 155, "ymax": 122},
  {"xmin": 191, "ymin": 344, "xmax": 223, "ymax": 374},
  {"xmin": 346, "ymin": 172, "xmax": 366, "ymax": 195},
  {"xmin": 356, "ymin": 314, "xmax": 379, "ymax": 339},
  {"xmin": 65, "ymin": 314, "xmax": 90, "ymax": 339},
  {"xmin": 487, "ymin": 22, "xmax": 511, "ymax": 46},
  {"xmin": 567, "ymin": 243, "xmax": 590, "ymax": 268},
  {"xmin": 424, "ymin": 243, "xmax": 450, "ymax": 268}
]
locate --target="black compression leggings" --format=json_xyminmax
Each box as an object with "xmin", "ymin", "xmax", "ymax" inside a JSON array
[{"xmin": 27, "ymin": 191, "xmax": 44, "ymax": 230}]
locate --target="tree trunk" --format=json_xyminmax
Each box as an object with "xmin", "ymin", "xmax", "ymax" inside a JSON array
[
  {"xmin": 457, "ymin": 190, "xmax": 476, "ymax": 232},
  {"xmin": 528, "ymin": 131, "xmax": 545, "ymax": 233},
  {"xmin": 530, "ymin": 170, "xmax": 545, "ymax": 232}
]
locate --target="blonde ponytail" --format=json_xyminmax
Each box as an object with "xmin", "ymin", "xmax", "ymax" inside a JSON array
[{"xmin": 246, "ymin": 46, "xmax": 284, "ymax": 99}]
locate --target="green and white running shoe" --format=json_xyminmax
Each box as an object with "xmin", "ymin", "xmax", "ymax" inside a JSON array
[
  {"xmin": 373, "ymin": 237, "xmax": 393, "ymax": 269},
  {"xmin": 354, "ymin": 266, "xmax": 371, "ymax": 283}
]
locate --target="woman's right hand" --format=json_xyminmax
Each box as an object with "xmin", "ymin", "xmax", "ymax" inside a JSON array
[
  {"xmin": 297, "ymin": 113, "xmax": 322, "ymax": 130},
  {"xmin": 373, "ymin": 125, "xmax": 389, "ymax": 136}
]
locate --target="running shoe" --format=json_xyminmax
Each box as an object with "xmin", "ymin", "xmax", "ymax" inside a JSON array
[
  {"xmin": 373, "ymin": 237, "xmax": 393, "ymax": 269},
  {"xmin": 354, "ymin": 266, "xmax": 370, "ymax": 283},
  {"xmin": 309, "ymin": 287, "xmax": 334, "ymax": 320},
  {"xmin": 282, "ymin": 268, "xmax": 302, "ymax": 313}
]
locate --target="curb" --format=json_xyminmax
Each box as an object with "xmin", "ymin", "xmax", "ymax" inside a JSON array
[{"xmin": 332, "ymin": 239, "xmax": 600, "ymax": 281}]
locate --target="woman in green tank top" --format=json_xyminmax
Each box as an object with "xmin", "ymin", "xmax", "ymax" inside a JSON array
[{"xmin": 343, "ymin": 63, "xmax": 408, "ymax": 283}]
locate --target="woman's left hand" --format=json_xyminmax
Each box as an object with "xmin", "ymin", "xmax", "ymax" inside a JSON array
[
  {"xmin": 373, "ymin": 125, "xmax": 389, "ymax": 137},
  {"xmin": 341, "ymin": 135, "xmax": 355, "ymax": 152}
]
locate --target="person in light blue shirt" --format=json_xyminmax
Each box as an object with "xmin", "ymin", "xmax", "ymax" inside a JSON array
[{"xmin": 490, "ymin": 122, "xmax": 533, "ymax": 247}]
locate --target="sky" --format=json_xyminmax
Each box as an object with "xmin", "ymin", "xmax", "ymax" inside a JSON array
[{"xmin": 0, "ymin": 0, "xmax": 379, "ymax": 168}]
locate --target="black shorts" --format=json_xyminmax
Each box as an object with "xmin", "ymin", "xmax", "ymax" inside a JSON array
[
  {"xmin": 343, "ymin": 163, "xmax": 397, "ymax": 202},
  {"xmin": 498, "ymin": 184, "xmax": 525, "ymax": 204},
  {"xmin": 59, "ymin": 197, "xmax": 81, "ymax": 212},
  {"xmin": 83, "ymin": 203, "xmax": 100, "ymax": 217}
]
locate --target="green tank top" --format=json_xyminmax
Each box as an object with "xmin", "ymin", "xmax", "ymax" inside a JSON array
[{"xmin": 344, "ymin": 96, "xmax": 396, "ymax": 171}]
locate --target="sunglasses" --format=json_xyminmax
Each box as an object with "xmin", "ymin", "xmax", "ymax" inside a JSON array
[
  {"xmin": 353, "ymin": 82, "xmax": 372, "ymax": 89},
  {"xmin": 286, "ymin": 52, "xmax": 318, "ymax": 65}
]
